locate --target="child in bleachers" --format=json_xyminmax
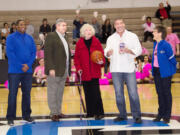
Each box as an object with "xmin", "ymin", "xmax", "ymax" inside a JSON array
[
  {"xmin": 36, "ymin": 44, "xmax": 44, "ymax": 60},
  {"xmin": 135, "ymin": 58, "xmax": 143, "ymax": 83},
  {"xmin": 141, "ymin": 55, "xmax": 153, "ymax": 83},
  {"xmin": 135, "ymin": 55, "xmax": 153, "ymax": 83},
  {"xmin": 142, "ymin": 17, "xmax": 155, "ymax": 42},
  {"xmin": 67, "ymin": 58, "xmax": 78, "ymax": 83},
  {"xmin": 141, "ymin": 44, "xmax": 150, "ymax": 56},
  {"xmin": 33, "ymin": 58, "xmax": 46, "ymax": 86}
]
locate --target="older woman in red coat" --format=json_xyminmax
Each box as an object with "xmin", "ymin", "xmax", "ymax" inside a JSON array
[{"xmin": 74, "ymin": 24, "xmax": 105, "ymax": 120}]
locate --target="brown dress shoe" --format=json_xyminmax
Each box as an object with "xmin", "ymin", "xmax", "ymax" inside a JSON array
[
  {"xmin": 51, "ymin": 115, "xmax": 59, "ymax": 122},
  {"xmin": 58, "ymin": 113, "xmax": 67, "ymax": 118}
]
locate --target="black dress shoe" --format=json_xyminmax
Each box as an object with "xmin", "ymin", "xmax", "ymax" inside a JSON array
[
  {"xmin": 7, "ymin": 120, "xmax": 14, "ymax": 126},
  {"xmin": 135, "ymin": 118, "xmax": 142, "ymax": 124},
  {"xmin": 95, "ymin": 115, "xmax": 104, "ymax": 120},
  {"xmin": 163, "ymin": 118, "xmax": 170, "ymax": 124},
  {"xmin": 113, "ymin": 116, "xmax": 127, "ymax": 122},
  {"xmin": 23, "ymin": 117, "xmax": 34, "ymax": 122},
  {"xmin": 153, "ymin": 117, "xmax": 162, "ymax": 122},
  {"xmin": 86, "ymin": 114, "xmax": 94, "ymax": 118}
]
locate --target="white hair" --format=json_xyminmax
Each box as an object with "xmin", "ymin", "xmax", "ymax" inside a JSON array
[{"xmin": 80, "ymin": 24, "xmax": 95, "ymax": 38}]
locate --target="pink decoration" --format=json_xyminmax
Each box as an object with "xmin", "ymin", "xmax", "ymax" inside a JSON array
[
  {"xmin": 4, "ymin": 80, "xmax": 8, "ymax": 89},
  {"xmin": 99, "ymin": 78, "xmax": 109, "ymax": 85}
]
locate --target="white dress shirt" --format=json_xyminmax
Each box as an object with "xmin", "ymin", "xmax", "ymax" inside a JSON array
[
  {"xmin": 56, "ymin": 31, "xmax": 69, "ymax": 70},
  {"xmin": 104, "ymin": 30, "xmax": 142, "ymax": 73}
]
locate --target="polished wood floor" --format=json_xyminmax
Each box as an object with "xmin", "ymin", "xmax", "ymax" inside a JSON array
[{"xmin": 0, "ymin": 74, "xmax": 180, "ymax": 118}]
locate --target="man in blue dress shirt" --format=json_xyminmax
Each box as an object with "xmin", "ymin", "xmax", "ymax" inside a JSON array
[{"xmin": 6, "ymin": 19, "xmax": 36, "ymax": 126}]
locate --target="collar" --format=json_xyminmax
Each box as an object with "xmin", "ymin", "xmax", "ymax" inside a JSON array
[
  {"xmin": 115, "ymin": 29, "xmax": 127, "ymax": 37},
  {"xmin": 16, "ymin": 31, "xmax": 26, "ymax": 35},
  {"xmin": 154, "ymin": 40, "xmax": 164, "ymax": 46},
  {"xmin": 56, "ymin": 30, "xmax": 65, "ymax": 37}
]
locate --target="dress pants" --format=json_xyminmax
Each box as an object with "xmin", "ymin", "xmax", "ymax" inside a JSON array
[
  {"xmin": 153, "ymin": 67, "xmax": 172, "ymax": 119},
  {"xmin": 82, "ymin": 79, "xmax": 104, "ymax": 117},
  {"xmin": 47, "ymin": 71, "xmax": 67, "ymax": 116},
  {"xmin": 6, "ymin": 73, "xmax": 32, "ymax": 120}
]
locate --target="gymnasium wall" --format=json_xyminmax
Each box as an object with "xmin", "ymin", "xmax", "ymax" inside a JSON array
[{"xmin": 0, "ymin": 0, "xmax": 180, "ymax": 11}]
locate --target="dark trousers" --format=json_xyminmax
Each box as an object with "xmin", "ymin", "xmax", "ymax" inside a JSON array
[
  {"xmin": 144, "ymin": 31, "xmax": 153, "ymax": 42},
  {"xmin": 104, "ymin": 58, "xmax": 110, "ymax": 74},
  {"xmin": 82, "ymin": 79, "xmax": 104, "ymax": 116},
  {"xmin": 153, "ymin": 67, "xmax": 172, "ymax": 119},
  {"xmin": 6, "ymin": 73, "xmax": 32, "ymax": 120}
]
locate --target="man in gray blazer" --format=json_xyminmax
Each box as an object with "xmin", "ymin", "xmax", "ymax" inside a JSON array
[{"xmin": 44, "ymin": 18, "xmax": 71, "ymax": 121}]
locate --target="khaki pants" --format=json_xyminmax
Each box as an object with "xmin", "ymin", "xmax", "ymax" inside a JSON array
[
  {"xmin": 162, "ymin": 19, "xmax": 172, "ymax": 27},
  {"xmin": 47, "ymin": 71, "xmax": 67, "ymax": 116}
]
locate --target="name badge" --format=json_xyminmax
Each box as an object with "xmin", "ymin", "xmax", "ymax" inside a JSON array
[{"xmin": 160, "ymin": 50, "xmax": 165, "ymax": 54}]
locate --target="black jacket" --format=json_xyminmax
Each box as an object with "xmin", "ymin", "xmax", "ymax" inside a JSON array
[{"xmin": 155, "ymin": 4, "xmax": 171, "ymax": 20}]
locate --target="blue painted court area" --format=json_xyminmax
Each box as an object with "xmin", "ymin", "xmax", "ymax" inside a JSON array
[{"xmin": 4, "ymin": 118, "xmax": 175, "ymax": 135}]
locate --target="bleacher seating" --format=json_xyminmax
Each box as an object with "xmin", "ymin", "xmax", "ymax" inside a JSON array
[{"xmin": 0, "ymin": 6, "xmax": 179, "ymax": 54}]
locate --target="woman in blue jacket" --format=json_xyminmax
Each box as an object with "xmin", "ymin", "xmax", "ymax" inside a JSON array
[{"xmin": 152, "ymin": 26, "xmax": 177, "ymax": 124}]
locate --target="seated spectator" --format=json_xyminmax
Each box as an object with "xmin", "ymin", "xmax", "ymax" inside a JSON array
[
  {"xmin": 36, "ymin": 44, "xmax": 44, "ymax": 60},
  {"xmin": 51, "ymin": 19, "xmax": 58, "ymax": 32},
  {"xmin": 25, "ymin": 18, "xmax": 34, "ymax": 36},
  {"xmin": 142, "ymin": 17, "xmax": 155, "ymax": 42},
  {"xmin": 73, "ymin": 15, "xmax": 86, "ymax": 44},
  {"xmin": 141, "ymin": 41, "xmax": 150, "ymax": 56},
  {"xmin": 52, "ymin": 24, "xmax": 56, "ymax": 32},
  {"xmin": 1, "ymin": 38, "xmax": 7, "ymax": 59},
  {"xmin": 39, "ymin": 18, "xmax": 51, "ymax": 36},
  {"xmin": 67, "ymin": 58, "xmax": 78, "ymax": 83},
  {"xmin": 10, "ymin": 22, "xmax": 16, "ymax": 34},
  {"xmin": 135, "ymin": 56, "xmax": 153, "ymax": 83},
  {"xmin": 91, "ymin": 17, "xmax": 101, "ymax": 41},
  {"xmin": 39, "ymin": 33, "xmax": 45, "ymax": 46},
  {"xmin": 1, "ymin": 22, "xmax": 10, "ymax": 39},
  {"xmin": 165, "ymin": 26, "xmax": 180, "ymax": 56},
  {"xmin": 155, "ymin": 1, "xmax": 172, "ymax": 27},
  {"xmin": 135, "ymin": 58, "xmax": 143, "ymax": 83},
  {"xmin": 141, "ymin": 55, "xmax": 153, "ymax": 83},
  {"xmin": 33, "ymin": 58, "xmax": 46, "ymax": 86},
  {"xmin": 0, "ymin": 41, "xmax": 2, "ymax": 59},
  {"xmin": 101, "ymin": 18, "xmax": 112, "ymax": 43},
  {"xmin": 39, "ymin": 18, "xmax": 51, "ymax": 45}
]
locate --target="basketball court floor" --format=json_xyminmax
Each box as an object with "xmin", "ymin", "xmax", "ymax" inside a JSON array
[{"xmin": 0, "ymin": 73, "xmax": 180, "ymax": 135}]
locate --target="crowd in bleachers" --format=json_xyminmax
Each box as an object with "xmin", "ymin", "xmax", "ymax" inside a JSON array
[{"xmin": 0, "ymin": 1, "xmax": 179, "ymax": 85}]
